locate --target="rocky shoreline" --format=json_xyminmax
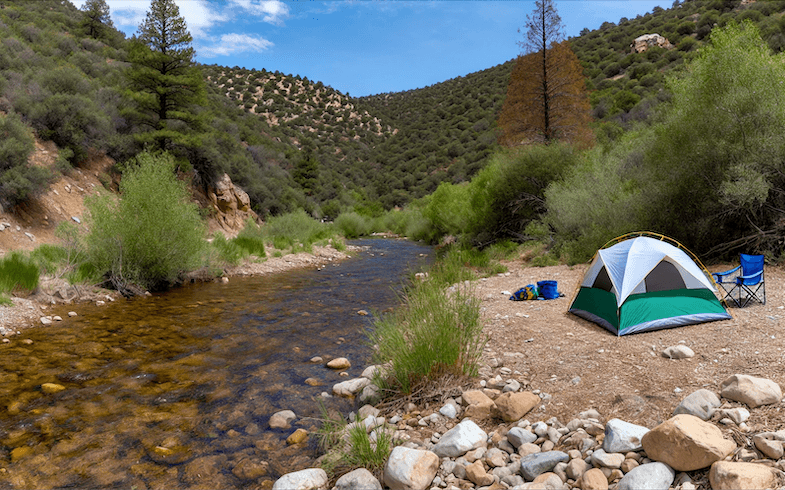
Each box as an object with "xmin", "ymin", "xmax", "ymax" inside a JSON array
[{"xmin": 272, "ymin": 364, "xmax": 785, "ymax": 490}]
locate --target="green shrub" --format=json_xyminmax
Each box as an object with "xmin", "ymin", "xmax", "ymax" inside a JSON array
[
  {"xmin": 210, "ymin": 232, "xmax": 245, "ymax": 265},
  {"xmin": 29, "ymin": 244, "xmax": 68, "ymax": 275},
  {"xmin": 263, "ymin": 210, "xmax": 334, "ymax": 251},
  {"xmin": 0, "ymin": 112, "xmax": 53, "ymax": 207},
  {"xmin": 368, "ymin": 277, "xmax": 485, "ymax": 395},
  {"xmin": 334, "ymin": 212, "xmax": 371, "ymax": 239},
  {"xmin": 85, "ymin": 151, "xmax": 206, "ymax": 291},
  {"xmin": 0, "ymin": 252, "xmax": 39, "ymax": 296}
]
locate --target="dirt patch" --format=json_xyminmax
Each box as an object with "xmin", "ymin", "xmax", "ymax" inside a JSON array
[{"xmin": 475, "ymin": 261, "xmax": 785, "ymax": 430}]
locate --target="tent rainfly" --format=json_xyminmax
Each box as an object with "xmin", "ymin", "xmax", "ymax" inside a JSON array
[{"xmin": 569, "ymin": 235, "xmax": 731, "ymax": 336}]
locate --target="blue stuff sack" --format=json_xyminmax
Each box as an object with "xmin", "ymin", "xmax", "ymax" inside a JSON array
[
  {"xmin": 510, "ymin": 285, "xmax": 538, "ymax": 301},
  {"xmin": 537, "ymin": 280, "xmax": 559, "ymax": 300}
]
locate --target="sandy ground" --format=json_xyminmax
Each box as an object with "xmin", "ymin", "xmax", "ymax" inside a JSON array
[{"xmin": 475, "ymin": 261, "xmax": 785, "ymax": 430}]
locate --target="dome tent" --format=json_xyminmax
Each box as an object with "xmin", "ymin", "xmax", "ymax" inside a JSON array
[{"xmin": 569, "ymin": 234, "xmax": 731, "ymax": 336}]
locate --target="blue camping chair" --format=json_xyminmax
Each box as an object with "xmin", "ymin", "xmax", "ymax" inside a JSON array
[{"xmin": 712, "ymin": 254, "xmax": 765, "ymax": 307}]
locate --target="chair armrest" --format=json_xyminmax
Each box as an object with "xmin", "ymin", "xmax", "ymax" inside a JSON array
[
  {"xmin": 738, "ymin": 270, "xmax": 764, "ymax": 282},
  {"xmin": 713, "ymin": 266, "xmax": 741, "ymax": 282}
]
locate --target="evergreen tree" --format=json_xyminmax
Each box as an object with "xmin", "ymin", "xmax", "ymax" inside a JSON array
[
  {"xmin": 125, "ymin": 0, "xmax": 205, "ymax": 152},
  {"xmin": 80, "ymin": 0, "xmax": 113, "ymax": 39},
  {"xmin": 499, "ymin": 0, "xmax": 592, "ymax": 147}
]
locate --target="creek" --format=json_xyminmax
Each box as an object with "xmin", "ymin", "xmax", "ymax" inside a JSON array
[{"xmin": 0, "ymin": 238, "xmax": 431, "ymax": 489}]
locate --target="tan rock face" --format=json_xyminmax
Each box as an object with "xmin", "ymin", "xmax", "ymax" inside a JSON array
[
  {"xmin": 641, "ymin": 414, "xmax": 736, "ymax": 471},
  {"xmin": 492, "ymin": 391, "xmax": 540, "ymax": 422},
  {"xmin": 208, "ymin": 173, "xmax": 258, "ymax": 234},
  {"xmin": 709, "ymin": 461, "xmax": 777, "ymax": 490}
]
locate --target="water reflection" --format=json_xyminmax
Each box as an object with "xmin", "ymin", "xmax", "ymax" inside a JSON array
[{"xmin": 0, "ymin": 239, "xmax": 430, "ymax": 489}]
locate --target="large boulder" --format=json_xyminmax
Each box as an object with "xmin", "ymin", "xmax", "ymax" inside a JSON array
[
  {"xmin": 383, "ymin": 446, "xmax": 439, "ymax": 490},
  {"xmin": 709, "ymin": 461, "xmax": 777, "ymax": 490},
  {"xmin": 641, "ymin": 414, "xmax": 736, "ymax": 471},
  {"xmin": 720, "ymin": 374, "xmax": 782, "ymax": 408},
  {"xmin": 631, "ymin": 33, "xmax": 673, "ymax": 53},
  {"xmin": 432, "ymin": 419, "xmax": 487, "ymax": 458}
]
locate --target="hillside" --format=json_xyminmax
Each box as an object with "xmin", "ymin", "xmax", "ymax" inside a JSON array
[{"xmin": 3, "ymin": 0, "xmax": 785, "ymax": 226}]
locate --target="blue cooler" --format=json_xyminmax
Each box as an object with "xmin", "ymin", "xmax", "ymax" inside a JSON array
[{"xmin": 537, "ymin": 280, "xmax": 559, "ymax": 300}]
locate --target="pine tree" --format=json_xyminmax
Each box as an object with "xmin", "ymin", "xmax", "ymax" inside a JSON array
[
  {"xmin": 498, "ymin": 0, "xmax": 592, "ymax": 147},
  {"xmin": 125, "ymin": 0, "xmax": 205, "ymax": 152},
  {"xmin": 80, "ymin": 0, "xmax": 113, "ymax": 40}
]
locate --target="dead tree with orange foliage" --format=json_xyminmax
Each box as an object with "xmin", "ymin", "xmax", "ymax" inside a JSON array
[{"xmin": 499, "ymin": 0, "xmax": 593, "ymax": 148}]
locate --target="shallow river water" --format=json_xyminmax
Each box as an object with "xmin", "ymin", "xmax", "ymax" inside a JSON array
[{"xmin": 0, "ymin": 239, "xmax": 431, "ymax": 489}]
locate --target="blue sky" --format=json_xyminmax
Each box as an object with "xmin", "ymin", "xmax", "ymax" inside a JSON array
[{"xmin": 70, "ymin": 1, "xmax": 669, "ymax": 97}]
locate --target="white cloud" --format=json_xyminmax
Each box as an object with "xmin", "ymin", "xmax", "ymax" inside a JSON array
[
  {"xmin": 199, "ymin": 33, "xmax": 274, "ymax": 57},
  {"xmin": 230, "ymin": 0, "xmax": 290, "ymax": 25}
]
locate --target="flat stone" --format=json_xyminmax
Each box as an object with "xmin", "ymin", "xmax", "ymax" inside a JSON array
[
  {"xmin": 465, "ymin": 460, "xmax": 494, "ymax": 486},
  {"xmin": 286, "ymin": 428, "xmax": 308, "ymax": 445},
  {"xmin": 752, "ymin": 431, "xmax": 785, "ymax": 459},
  {"xmin": 662, "ymin": 345, "xmax": 694, "ymax": 359},
  {"xmin": 591, "ymin": 448, "xmax": 625, "ymax": 469},
  {"xmin": 41, "ymin": 383, "xmax": 66, "ymax": 394},
  {"xmin": 493, "ymin": 391, "xmax": 540, "ymax": 422},
  {"xmin": 332, "ymin": 377, "xmax": 370, "ymax": 397},
  {"xmin": 519, "ymin": 451, "xmax": 569, "ymax": 481},
  {"xmin": 720, "ymin": 374, "xmax": 782, "ymax": 408},
  {"xmin": 462, "ymin": 389, "xmax": 496, "ymax": 420},
  {"xmin": 507, "ymin": 427, "xmax": 537, "ymax": 448}
]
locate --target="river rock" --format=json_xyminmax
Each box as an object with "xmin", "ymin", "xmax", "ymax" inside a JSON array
[
  {"xmin": 465, "ymin": 460, "xmax": 494, "ymax": 486},
  {"xmin": 752, "ymin": 431, "xmax": 785, "ymax": 459},
  {"xmin": 617, "ymin": 462, "xmax": 675, "ymax": 490},
  {"xmin": 591, "ymin": 448, "xmax": 625, "ymax": 469},
  {"xmin": 432, "ymin": 419, "xmax": 487, "ymax": 458},
  {"xmin": 507, "ymin": 426, "xmax": 537, "ymax": 448},
  {"xmin": 580, "ymin": 467, "xmax": 609, "ymax": 490},
  {"xmin": 662, "ymin": 345, "xmax": 694, "ymax": 359},
  {"xmin": 603, "ymin": 418, "xmax": 649, "ymax": 453},
  {"xmin": 721, "ymin": 407, "xmax": 750, "ymax": 425},
  {"xmin": 383, "ymin": 446, "xmax": 439, "ymax": 490},
  {"xmin": 40, "ymin": 316, "xmax": 52, "ymax": 325},
  {"xmin": 462, "ymin": 389, "xmax": 496, "ymax": 420},
  {"xmin": 327, "ymin": 357, "xmax": 351, "ymax": 369},
  {"xmin": 334, "ymin": 468, "xmax": 382, "ymax": 490},
  {"xmin": 709, "ymin": 461, "xmax": 777, "ymax": 490},
  {"xmin": 720, "ymin": 374, "xmax": 782, "ymax": 408},
  {"xmin": 492, "ymin": 391, "xmax": 539, "ymax": 422},
  {"xmin": 673, "ymin": 389, "xmax": 721, "ymax": 420},
  {"xmin": 333, "ymin": 377, "xmax": 370, "ymax": 397},
  {"xmin": 532, "ymin": 472, "xmax": 564, "ymax": 488},
  {"xmin": 566, "ymin": 458, "xmax": 589, "ymax": 480},
  {"xmin": 272, "ymin": 468, "xmax": 328, "ymax": 490},
  {"xmin": 641, "ymin": 414, "xmax": 736, "ymax": 471},
  {"xmin": 232, "ymin": 458, "xmax": 269, "ymax": 481},
  {"xmin": 439, "ymin": 401, "xmax": 459, "ymax": 419},
  {"xmin": 41, "ymin": 383, "xmax": 66, "ymax": 394},
  {"xmin": 269, "ymin": 410, "xmax": 296, "ymax": 429},
  {"xmin": 519, "ymin": 451, "xmax": 569, "ymax": 481},
  {"xmin": 287, "ymin": 428, "xmax": 308, "ymax": 445}
]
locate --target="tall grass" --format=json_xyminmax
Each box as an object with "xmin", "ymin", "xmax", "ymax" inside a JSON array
[
  {"xmin": 0, "ymin": 252, "xmax": 39, "ymax": 303},
  {"xmin": 368, "ymin": 271, "xmax": 485, "ymax": 395}
]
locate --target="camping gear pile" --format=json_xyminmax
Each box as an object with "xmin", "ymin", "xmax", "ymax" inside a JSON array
[
  {"xmin": 569, "ymin": 234, "xmax": 731, "ymax": 336},
  {"xmin": 510, "ymin": 280, "xmax": 561, "ymax": 301}
]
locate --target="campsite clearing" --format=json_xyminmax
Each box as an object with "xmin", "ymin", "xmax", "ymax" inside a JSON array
[{"xmin": 476, "ymin": 262, "xmax": 785, "ymax": 430}]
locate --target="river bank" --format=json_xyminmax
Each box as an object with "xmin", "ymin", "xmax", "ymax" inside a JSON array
[{"xmin": 0, "ymin": 243, "xmax": 359, "ymax": 336}]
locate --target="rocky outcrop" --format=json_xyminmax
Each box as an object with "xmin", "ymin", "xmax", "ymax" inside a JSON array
[
  {"xmin": 208, "ymin": 173, "xmax": 257, "ymax": 234},
  {"xmin": 631, "ymin": 33, "xmax": 674, "ymax": 53}
]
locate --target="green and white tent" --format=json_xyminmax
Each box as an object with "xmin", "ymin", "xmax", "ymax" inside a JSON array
[{"xmin": 569, "ymin": 235, "xmax": 731, "ymax": 335}]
